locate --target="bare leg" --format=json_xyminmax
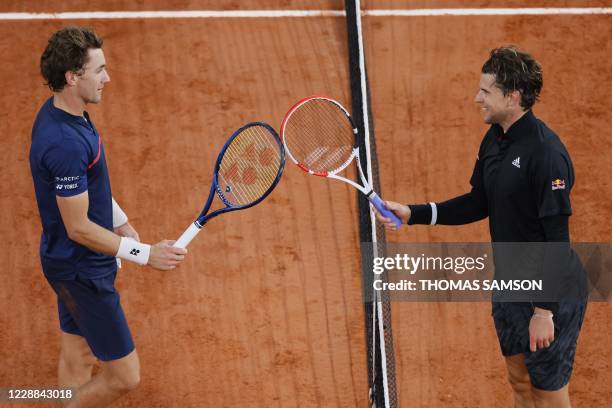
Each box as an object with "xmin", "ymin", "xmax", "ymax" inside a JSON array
[
  {"xmin": 66, "ymin": 348, "xmax": 140, "ymax": 408},
  {"xmin": 504, "ymin": 354, "xmax": 535, "ymax": 408},
  {"xmin": 58, "ymin": 332, "xmax": 96, "ymax": 397},
  {"xmin": 532, "ymin": 384, "xmax": 571, "ymax": 408}
]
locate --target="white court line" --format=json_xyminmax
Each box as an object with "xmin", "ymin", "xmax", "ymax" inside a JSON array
[
  {"xmin": 367, "ymin": 7, "xmax": 612, "ymax": 16},
  {"xmin": 0, "ymin": 10, "xmax": 344, "ymax": 20},
  {"xmin": 0, "ymin": 8, "xmax": 610, "ymax": 20}
]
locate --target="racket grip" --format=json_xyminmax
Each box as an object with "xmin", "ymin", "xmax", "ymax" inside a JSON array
[
  {"xmin": 174, "ymin": 222, "xmax": 201, "ymax": 248},
  {"xmin": 369, "ymin": 193, "xmax": 402, "ymax": 229}
]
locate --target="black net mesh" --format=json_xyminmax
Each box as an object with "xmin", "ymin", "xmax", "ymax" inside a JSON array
[{"xmin": 344, "ymin": 1, "xmax": 398, "ymax": 407}]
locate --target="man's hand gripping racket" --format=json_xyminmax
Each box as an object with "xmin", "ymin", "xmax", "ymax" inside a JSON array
[
  {"xmin": 374, "ymin": 201, "xmax": 411, "ymax": 230},
  {"xmin": 174, "ymin": 122, "xmax": 285, "ymax": 248},
  {"xmin": 280, "ymin": 96, "xmax": 402, "ymax": 229}
]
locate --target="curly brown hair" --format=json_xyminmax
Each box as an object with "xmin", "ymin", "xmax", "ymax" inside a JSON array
[
  {"xmin": 482, "ymin": 46, "xmax": 543, "ymax": 110},
  {"xmin": 40, "ymin": 26, "xmax": 103, "ymax": 92}
]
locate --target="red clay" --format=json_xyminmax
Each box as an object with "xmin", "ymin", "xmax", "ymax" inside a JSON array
[{"xmin": 0, "ymin": 2, "xmax": 610, "ymax": 407}]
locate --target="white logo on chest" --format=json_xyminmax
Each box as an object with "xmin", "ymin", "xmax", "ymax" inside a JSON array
[{"xmin": 512, "ymin": 157, "xmax": 521, "ymax": 168}]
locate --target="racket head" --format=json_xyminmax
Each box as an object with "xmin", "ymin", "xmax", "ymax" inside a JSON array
[
  {"xmin": 211, "ymin": 122, "xmax": 284, "ymax": 213},
  {"xmin": 281, "ymin": 96, "xmax": 358, "ymax": 177}
]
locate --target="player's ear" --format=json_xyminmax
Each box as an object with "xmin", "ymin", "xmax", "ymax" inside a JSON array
[
  {"xmin": 65, "ymin": 70, "xmax": 79, "ymax": 87},
  {"xmin": 509, "ymin": 89, "xmax": 521, "ymax": 107}
]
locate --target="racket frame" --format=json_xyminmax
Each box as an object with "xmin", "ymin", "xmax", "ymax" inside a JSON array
[
  {"xmin": 281, "ymin": 96, "xmax": 401, "ymax": 227},
  {"xmin": 174, "ymin": 122, "xmax": 285, "ymax": 248}
]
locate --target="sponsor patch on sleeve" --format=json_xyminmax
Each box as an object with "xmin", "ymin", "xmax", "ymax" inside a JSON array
[
  {"xmin": 551, "ymin": 178, "xmax": 566, "ymax": 190},
  {"xmin": 55, "ymin": 176, "xmax": 81, "ymax": 190}
]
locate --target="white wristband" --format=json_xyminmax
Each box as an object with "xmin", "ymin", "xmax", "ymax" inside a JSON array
[
  {"xmin": 429, "ymin": 202, "xmax": 437, "ymax": 225},
  {"xmin": 112, "ymin": 198, "xmax": 128, "ymax": 228},
  {"xmin": 116, "ymin": 237, "xmax": 150, "ymax": 265}
]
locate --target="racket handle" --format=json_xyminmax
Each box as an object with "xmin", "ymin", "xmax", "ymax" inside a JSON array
[
  {"xmin": 174, "ymin": 222, "xmax": 202, "ymax": 248},
  {"xmin": 369, "ymin": 193, "xmax": 402, "ymax": 229}
]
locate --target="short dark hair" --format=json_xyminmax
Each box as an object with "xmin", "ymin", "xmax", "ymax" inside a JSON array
[
  {"xmin": 40, "ymin": 26, "xmax": 103, "ymax": 92},
  {"xmin": 482, "ymin": 46, "xmax": 543, "ymax": 110}
]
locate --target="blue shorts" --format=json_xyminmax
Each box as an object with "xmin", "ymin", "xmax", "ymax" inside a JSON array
[
  {"xmin": 46, "ymin": 271, "xmax": 135, "ymax": 362},
  {"xmin": 492, "ymin": 301, "xmax": 587, "ymax": 391}
]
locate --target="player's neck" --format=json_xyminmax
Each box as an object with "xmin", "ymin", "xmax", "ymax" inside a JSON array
[
  {"xmin": 500, "ymin": 109, "xmax": 528, "ymax": 133},
  {"xmin": 53, "ymin": 91, "xmax": 86, "ymax": 117}
]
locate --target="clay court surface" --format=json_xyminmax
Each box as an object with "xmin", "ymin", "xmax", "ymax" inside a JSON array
[{"xmin": 1, "ymin": 1, "xmax": 610, "ymax": 407}]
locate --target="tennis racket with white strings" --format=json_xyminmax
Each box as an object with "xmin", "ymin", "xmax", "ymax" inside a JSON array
[
  {"xmin": 174, "ymin": 122, "xmax": 285, "ymax": 248},
  {"xmin": 280, "ymin": 96, "xmax": 401, "ymax": 228}
]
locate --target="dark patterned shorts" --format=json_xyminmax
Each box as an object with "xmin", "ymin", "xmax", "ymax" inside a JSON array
[{"xmin": 492, "ymin": 300, "xmax": 587, "ymax": 391}]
